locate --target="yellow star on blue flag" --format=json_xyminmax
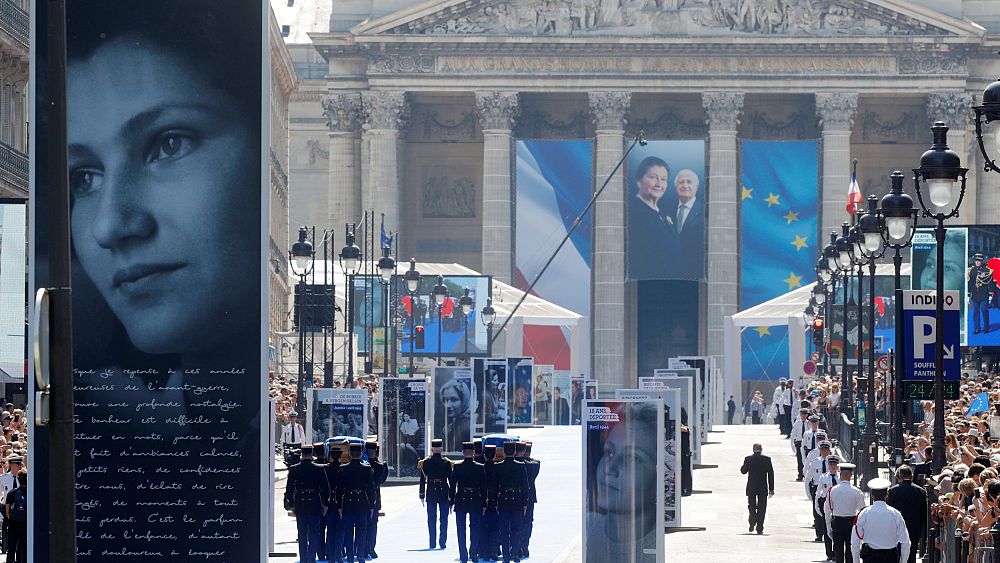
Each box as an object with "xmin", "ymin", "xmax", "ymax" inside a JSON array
[
  {"xmin": 753, "ymin": 326, "xmax": 771, "ymax": 337},
  {"xmin": 790, "ymin": 235, "xmax": 808, "ymax": 251},
  {"xmin": 765, "ymin": 193, "xmax": 780, "ymax": 207},
  {"xmin": 783, "ymin": 210, "xmax": 799, "ymax": 224},
  {"xmin": 783, "ymin": 272, "xmax": 802, "ymax": 289},
  {"xmin": 742, "ymin": 186, "xmax": 753, "ymax": 201}
]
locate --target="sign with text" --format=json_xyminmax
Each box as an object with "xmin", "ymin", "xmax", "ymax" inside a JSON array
[
  {"xmin": 902, "ymin": 290, "xmax": 960, "ymax": 382},
  {"xmin": 307, "ymin": 388, "xmax": 368, "ymax": 444},
  {"xmin": 616, "ymin": 388, "xmax": 681, "ymax": 528}
]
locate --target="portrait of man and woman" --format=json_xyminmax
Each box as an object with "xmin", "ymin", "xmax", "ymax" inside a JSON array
[{"xmin": 626, "ymin": 141, "xmax": 707, "ymax": 282}]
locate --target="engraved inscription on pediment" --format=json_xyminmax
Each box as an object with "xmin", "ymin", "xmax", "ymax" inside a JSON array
[{"xmin": 389, "ymin": 0, "xmax": 942, "ymax": 36}]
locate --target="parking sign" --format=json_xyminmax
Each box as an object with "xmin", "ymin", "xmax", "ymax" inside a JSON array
[{"xmin": 902, "ymin": 290, "xmax": 960, "ymax": 382}]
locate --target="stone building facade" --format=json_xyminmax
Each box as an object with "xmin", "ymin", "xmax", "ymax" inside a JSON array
[
  {"xmin": 0, "ymin": 0, "xmax": 27, "ymax": 200},
  {"xmin": 276, "ymin": 0, "xmax": 1000, "ymax": 392}
]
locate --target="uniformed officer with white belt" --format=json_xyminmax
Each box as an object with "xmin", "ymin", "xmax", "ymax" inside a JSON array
[
  {"xmin": 851, "ymin": 478, "xmax": 910, "ymax": 563},
  {"xmin": 826, "ymin": 463, "xmax": 865, "ymax": 563}
]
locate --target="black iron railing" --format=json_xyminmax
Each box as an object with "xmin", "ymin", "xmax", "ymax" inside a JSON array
[{"xmin": 0, "ymin": 141, "xmax": 27, "ymax": 192}]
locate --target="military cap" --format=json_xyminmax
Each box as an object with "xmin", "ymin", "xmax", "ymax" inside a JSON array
[
  {"xmin": 975, "ymin": 252, "xmax": 985, "ymax": 260},
  {"xmin": 502, "ymin": 442, "xmax": 516, "ymax": 454},
  {"xmin": 839, "ymin": 463, "xmax": 856, "ymax": 471},
  {"xmin": 462, "ymin": 441, "xmax": 475, "ymax": 451},
  {"xmin": 808, "ymin": 415, "xmax": 820, "ymax": 422},
  {"xmin": 431, "ymin": 439, "xmax": 444, "ymax": 448},
  {"xmin": 515, "ymin": 442, "xmax": 527, "ymax": 452},
  {"xmin": 484, "ymin": 444, "xmax": 497, "ymax": 452},
  {"xmin": 349, "ymin": 443, "xmax": 363, "ymax": 454},
  {"xmin": 473, "ymin": 440, "xmax": 483, "ymax": 454},
  {"xmin": 289, "ymin": 411, "xmax": 298, "ymax": 417},
  {"xmin": 525, "ymin": 442, "xmax": 533, "ymax": 453},
  {"xmin": 365, "ymin": 441, "xmax": 379, "ymax": 450},
  {"xmin": 867, "ymin": 477, "xmax": 891, "ymax": 491},
  {"xmin": 799, "ymin": 408, "xmax": 811, "ymax": 414},
  {"xmin": 6, "ymin": 456, "xmax": 22, "ymax": 464},
  {"xmin": 779, "ymin": 378, "xmax": 787, "ymax": 383},
  {"xmin": 819, "ymin": 441, "xmax": 832, "ymax": 449},
  {"xmin": 826, "ymin": 455, "xmax": 841, "ymax": 463},
  {"xmin": 299, "ymin": 444, "xmax": 313, "ymax": 454}
]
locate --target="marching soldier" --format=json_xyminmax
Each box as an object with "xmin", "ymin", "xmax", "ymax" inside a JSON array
[
  {"xmin": 516, "ymin": 442, "xmax": 540, "ymax": 559},
  {"xmin": 336, "ymin": 443, "xmax": 376, "ymax": 563},
  {"xmin": 419, "ymin": 438, "xmax": 454, "ymax": 550},
  {"xmin": 800, "ymin": 415, "xmax": 822, "ymax": 469},
  {"xmin": 809, "ymin": 448, "xmax": 838, "ymax": 560},
  {"xmin": 365, "ymin": 442, "xmax": 388, "ymax": 560},
  {"xmin": 325, "ymin": 444, "xmax": 345, "ymax": 563},
  {"xmin": 490, "ymin": 441, "xmax": 529, "ymax": 563},
  {"xmin": 481, "ymin": 443, "xmax": 500, "ymax": 561},
  {"xmin": 450, "ymin": 441, "xmax": 487, "ymax": 563},
  {"xmin": 790, "ymin": 408, "xmax": 809, "ymax": 481},
  {"xmin": 826, "ymin": 463, "xmax": 865, "ymax": 563},
  {"xmin": 851, "ymin": 478, "xmax": 910, "ymax": 563},
  {"xmin": 473, "ymin": 439, "xmax": 485, "ymax": 464},
  {"xmin": 310, "ymin": 442, "xmax": 329, "ymax": 562},
  {"xmin": 284, "ymin": 444, "xmax": 331, "ymax": 563}
]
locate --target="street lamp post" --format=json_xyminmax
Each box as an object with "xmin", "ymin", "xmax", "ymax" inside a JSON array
[
  {"xmin": 404, "ymin": 259, "xmax": 421, "ymax": 375},
  {"xmin": 377, "ymin": 245, "xmax": 396, "ymax": 377},
  {"xmin": 912, "ymin": 122, "xmax": 969, "ymax": 473},
  {"xmin": 460, "ymin": 288, "xmax": 474, "ymax": 365},
  {"xmin": 822, "ymin": 234, "xmax": 840, "ymax": 379},
  {"xmin": 339, "ymin": 224, "xmax": 362, "ymax": 386},
  {"xmin": 834, "ymin": 222, "xmax": 854, "ymax": 416},
  {"xmin": 973, "ymin": 74, "xmax": 1000, "ymax": 174},
  {"xmin": 878, "ymin": 170, "xmax": 917, "ymax": 466},
  {"xmin": 481, "ymin": 298, "xmax": 496, "ymax": 357},
  {"xmin": 432, "ymin": 276, "xmax": 449, "ymax": 366},
  {"xmin": 859, "ymin": 195, "xmax": 887, "ymax": 485},
  {"xmin": 290, "ymin": 226, "xmax": 315, "ymax": 415}
]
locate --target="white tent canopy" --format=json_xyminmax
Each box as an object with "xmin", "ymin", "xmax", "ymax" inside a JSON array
[{"xmin": 724, "ymin": 262, "xmax": 912, "ymax": 403}]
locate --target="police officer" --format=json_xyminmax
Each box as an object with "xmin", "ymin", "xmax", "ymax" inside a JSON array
[
  {"xmin": 851, "ymin": 478, "xmax": 910, "ymax": 563},
  {"xmin": 481, "ymin": 443, "xmax": 500, "ymax": 561},
  {"xmin": 325, "ymin": 444, "xmax": 345, "ymax": 563},
  {"xmin": 826, "ymin": 463, "xmax": 865, "ymax": 563},
  {"xmin": 516, "ymin": 442, "xmax": 539, "ymax": 559},
  {"xmin": 284, "ymin": 444, "xmax": 331, "ymax": 563},
  {"xmin": 790, "ymin": 408, "xmax": 810, "ymax": 480},
  {"xmin": 969, "ymin": 252, "xmax": 994, "ymax": 334},
  {"xmin": 364, "ymin": 442, "xmax": 388, "ymax": 560},
  {"xmin": 450, "ymin": 441, "xmax": 487, "ymax": 563},
  {"xmin": 336, "ymin": 443, "xmax": 376, "ymax": 563},
  {"xmin": 419, "ymin": 438, "xmax": 453, "ymax": 550},
  {"xmin": 800, "ymin": 415, "xmax": 821, "ymax": 466},
  {"xmin": 490, "ymin": 441, "xmax": 529, "ymax": 563},
  {"xmin": 808, "ymin": 447, "xmax": 837, "ymax": 559}
]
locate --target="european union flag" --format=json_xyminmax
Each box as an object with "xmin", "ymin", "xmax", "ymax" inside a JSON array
[{"xmin": 967, "ymin": 391, "xmax": 990, "ymax": 416}]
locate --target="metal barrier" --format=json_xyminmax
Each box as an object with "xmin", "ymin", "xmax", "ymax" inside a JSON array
[{"xmin": 838, "ymin": 413, "xmax": 854, "ymax": 464}]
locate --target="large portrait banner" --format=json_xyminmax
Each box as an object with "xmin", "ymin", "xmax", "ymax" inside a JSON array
[
  {"xmin": 654, "ymin": 368, "xmax": 701, "ymax": 463},
  {"xmin": 474, "ymin": 358, "xmax": 508, "ymax": 436},
  {"xmin": 641, "ymin": 376, "xmax": 694, "ymax": 498},
  {"xmin": 432, "ymin": 367, "xmax": 473, "ymax": 455},
  {"xmin": 532, "ymin": 364, "xmax": 553, "ymax": 425},
  {"xmin": 508, "ymin": 356, "xmax": 533, "ymax": 426},
  {"xmin": 912, "ymin": 227, "xmax": 969, "ymax": 345},
  {"xmin": 380, "ymin": 377, "xmax": 429, "ymax": 480},
  {"xmin": 583, "ymin": 399, "xmax": 664, "ymax": 562},
  {"xmin": 965, "ymin": 225, "xmax": 1000, "ymax": 346},
  {"xmin": 552, "ymin": 370, "xmax": 572, "ymax": 425},
  {"xmin": 616, "ymin": 388, "xmax": 682, "ymax": 528},
  {"xmin": 307, "ymin": 388, "xmax": 368, "ymax": 443},
  {"xmin": 30, "ymin": 1, "xmax": 269, "ymax": 561}
]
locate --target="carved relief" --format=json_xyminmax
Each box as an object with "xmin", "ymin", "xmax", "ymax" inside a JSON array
[
  {"xmin": 322, "ymin": 93, "xmax": 362, "ymax": 133},
  {"xmin": 514, "ymin": 109, "xmax": 590, "ymax": 138},
  {"xmin": 702, "ymin": 91, "xmax": 744, "ymax": 131},
  {"xmin": 815, "ymin": 92, "xmax": 858, "ymax": 131},
  {"xmin": 626, "ymin": 108, "xmax": 708, "ymax": 139},
  {"xmin": 306, "ymin": 139, "xmax": 329, "ymax": 165},
  {"xmin": 898, "ymin": 53, "xmax": 965, "ymax": 75},
  {"xmin": 476, "ymin": 91, "xmax": 521, "ymax": 130},
  {"xmin": 362, "ymin": 90, "xmax": 410, "ymax": 130},
  {"xmin": 926, "ymin": 91, "xmax": 974, "ymax": 127},
  {"xmin": 369, "ymin": 54, "xmax": 436, "ymax": 73},
  {"xmin": 388, "ymin": 0, "xmax": 942, "ymax": 37},
  {"xmin": 858, "ymin": 110, "xmax": 918, "ymax": 143},
  {"xmin": 589, "ymin": 91, "xmax": 630, "ymax": 130},
  {"xmin": 408, "ymin": 109, "xmax": 479, "ymax": 141},
  {"xmin": 748, "ymin": 110, "xmax": 817, "ymax": 140},
  {"xmin": 422, "ymin": 176, "xmax": 477, "ymax": 218}
]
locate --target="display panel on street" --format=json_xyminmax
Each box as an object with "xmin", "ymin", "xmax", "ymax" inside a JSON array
[
  {"xmin": 583, "ymin": 399, "xmax": 664, "ymax": 562},
  {"xmin": 353, "ymin": 274, "xmax": 385, "ymax": 356},
  {"xmin": 508, "ymin": 356, "xmax": 533, "ymax": 425},
  {"xmin": 642, "ymin": 375, "xmax": 695, "ymax": 491},
  {"xmin": 532, "ymin": 364, "xmax": 554, "ymax": 425},
  {"xmin": 965, "ymin": 225, "xmax": 1000, "ymax": 346},
  {"xmin": 626, "ymin": 139, "xmax": 707, "ymax": 280},
  {"xmin": 307, "ymin": 388, "xmax": 368, "ymax": 443},
  {"xmin": 432, "ymin": 366, "xmax": 473, "ymax": 455},
  {"xmin": 655, "ymin": 368, "xmax": 701, "ymax": 463},
  {"xmin": 397, "ymin": 275, "xmax": 491, "ymax": 357},
  {"xmin": 473, "ymin": 358, "xmax": 508, "ymax": 435},
  {"xmin": 616, "ymin": 388, "xmax": 682, "ymax": 528},
  {"xmin": 675, "ymin": 357, "xmax": 710, "ymax": 437},
  {"xmin": 30, "ymin": 1, "xmax": 269, "ymax": 560},
  {"xmin": 516, "ymin": 139, "xmax": 592, "ymax": 370},
  {"xmin": 380, "ymin": 377, "xmax": 429, "ymax": 480},
  {"xmin": 911, "ymin": 227, "xmax": 968, "ymax": 345},
  {"xmin": 0, "ymin": 201, "xmax": 25, "ymax": 382},
  {"xmin": 552, "ymin": 370, "xmax": 572, "ymax": 425}
]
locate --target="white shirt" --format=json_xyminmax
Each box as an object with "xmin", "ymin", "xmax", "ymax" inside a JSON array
[
  {"xmin": 800, "ymin": 428, "xmax": 820, "ymax": 458},
  {"xmin": 851, "ymin": 501, "xmax": 911, "ymax": 563},
  {"xmin": 827, "ymin": 481, "xmax": 866, "ymax": 517},
  {"xmin": 790, "ymin": 418, "xmax": 805, "ymax": 444},
  {"xmin": 282, "ymin": 422, "xmax": 304, "ymax": 446},
  {"xmin": 0, "ymin": 473, "xmax": 14, "ymax": 521}
]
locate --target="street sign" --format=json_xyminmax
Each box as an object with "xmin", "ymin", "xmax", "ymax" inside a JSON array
[
  {"xmin": 802, "ymin": 361, "xmax": 817, "ymax": 376},
  {"xmin": 877, "ymin": 355, "xmax": 889, "ymax": 371},
  {"xmin": 810, "ymin": 352, "xmax": 820, "ymax": 362},
  {"xmin": 902, "ymin": 290, "xmax": 960, "ymax": 383}
]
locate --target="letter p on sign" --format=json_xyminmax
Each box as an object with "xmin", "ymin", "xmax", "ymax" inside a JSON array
[{"xmin": 913, "ymin": 316, "xmax": 935, "ymax": 360}]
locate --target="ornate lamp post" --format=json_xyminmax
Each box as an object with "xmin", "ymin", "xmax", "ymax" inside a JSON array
[
  {"xmin": 377, "ymin": 245, "xmax": 396, "ymax": 376},
  {"xmin": 878, "ymin": 170, "xmax": 917, "ymax": 465},
  {"xmin": 481, "ymin": 298, "xmax": 496, "ymax": 357},
  {"xmin": 834, "ymin": 222, "xmax": 854, "ymax": 417},
  {"xmin": 859, "ymin": 195, "xmax": 887, "ymax": 485},
  {"xmin": 973, "ymin": 74, "xmax": 1000, "ymax": 174},
  {"xmin": 822, "ymin": 235, "xmax": 839, "ymax": 379},
  {"xmin": 432, "ymin": 276, "xmax": 449, "ymax": 366},
  {"xmin": 290, "ymin": 226, "xmax": 315, "ymax": 414},
  {"xmin": 912, "ymin": 121, "xmax": 969, "ymax": 473},
  {"xmin": 404, "ymin": 259, "xmax": 421, "ymax": 374},
  {"xmin": 459, "ymin": 287, "xmax": 474, "ymax": 364},
  {"xmin": 339, "ymin": 224, "xmax": 362, "ymax": 385}
]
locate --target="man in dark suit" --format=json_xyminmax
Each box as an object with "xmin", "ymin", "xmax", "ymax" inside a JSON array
[
  {"xmin": 552, "ymin": 387, "xmax": 570, "ymax": 425},
  {"xmin": 740, "ymin": 443, "xmax": 774, "ymax": 535},
  {"xmin": 670, "ymin": 169, "xmax": 705, "ymax": 280},
  {"xmin": 886, "ymin": 465, "xmax": 927, "ymax": 563}
]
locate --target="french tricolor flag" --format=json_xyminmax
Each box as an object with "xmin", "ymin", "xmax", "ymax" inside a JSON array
[{"xmin": 846, "ymin": 165, "xmax": 863, "ymax": 215}]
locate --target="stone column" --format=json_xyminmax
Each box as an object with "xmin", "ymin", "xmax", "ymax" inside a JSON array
[
  {"xmin": 815, "ymin": 93, "xmax": 858, "ymax": 238},
  {"xmin": 927, "ymin": 91, "xmax": 976, "ymax": 224},
  {"xmin": 702, "ymin": 92, "xmax": 744, "ymax": 371},
  {"xmin": 475, "ymin": 91, "xmax": 520, "ymax": 283},
  {"xmin": 589, "ymin": 91, "xmax": 631, "ymax": 391},
  {"xmin": 361, "ymin": 90, "xmax": 409, "ymax": 234},
  {"xmin": 322, "ymin": 93, "xmax": 362, "ymax": 233}
]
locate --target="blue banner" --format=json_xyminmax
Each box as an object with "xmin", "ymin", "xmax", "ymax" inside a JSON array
[{"xmin": 740, "ymin": 141, "xmax": 819, "ymax": 381}]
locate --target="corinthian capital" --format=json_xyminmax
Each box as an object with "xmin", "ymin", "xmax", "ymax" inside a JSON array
[
  {"xmin": 702, "ymin": 92, "xmax": 745, "ymax": 131},
  {"xmin": 815, "ymin": 92, "xmax": 859, "ymax": 131},
  {"xmin": 589, "ymin": 91, "xmax": 631, "ymax": 131},
  {"xmin": 926, "ymin": 91, "xmax": 974, "ymax": 128},
  {"xmin": 475, "ymin": 91, "xmax": 520, "ymax": 131},
  {"xmin": 361, "ymin": 90, "xmax": 409, "ymax": 130},
  {"xmin": 322, "ymin": 93, "xmax": 362, "ymax": 133}
]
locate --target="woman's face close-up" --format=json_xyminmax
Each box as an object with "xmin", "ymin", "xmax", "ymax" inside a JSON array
[
  {"xmin": 443, "ymin": 387, "xmax": 461, "ymax": 419},
  {"xmin": 918, "ymin": 241, "xmax": 964, "ymax": 292},
  {"xmin": 636, "ymin": 165, "xmax": 668, "ymax": 205},
  {"xmin": 596, "ymin": 417, "xmax": 656, "ymax": 515},
  {"xmin": 68, "ymin": 41, "xmax": 258, "ymax": 357}
]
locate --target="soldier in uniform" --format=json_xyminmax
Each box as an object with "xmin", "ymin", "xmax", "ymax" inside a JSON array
[
  {"xmin": 969, "ymin": 252, "xmax": 995, "ymax": 334},
  {"xmin": 364, "ymin": 442, "xmax": 388, "ymax": 560},
  {"xmin": 325, "ymin": 444, "xmax": 345, "ymax": 563},
  {"xmin": 851, "ymin": 478, "xmax": 911, "ymax": 563},
  {"xmin": 419, "ymin": 438, "xmax": 454, "ymax": 550},
  {"xmin": 310, "ymin": 442, "xmax": 329, "ymax": 562},
  {"xmin": 450, "ymin": 441, "xmax": 487, "ymax": 563},
  {"xmin": 515, "ymin": 442, "xmax": 539, "ymax": 559},
  {"xmin": 808, "ymin": 447, "xmax": 838, "ymax": 559},
  {"xmin": 826, "ymin": 463, "xmax": 865, "ymax": 563},
  {"xmin": 790, "ymin": 408, "xmax": 809, "ymax": 481},
  {"xmin": 473, "ymin": 439, "xmax": 485, "ymax": 464},
  {"xmin": 490, "ymin": 441, "xmax": 529, "ymax": 563},
  {"xmin": 481, "ymin": 443, "xmax": 500, "ymax": 560},
  {"xmin": 335, "ymin": 443, "xmax": 376, "ymax": 563},
  {"xmin": 284, "ymin": 444, "xmax": 331, "ymax": 563}
]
